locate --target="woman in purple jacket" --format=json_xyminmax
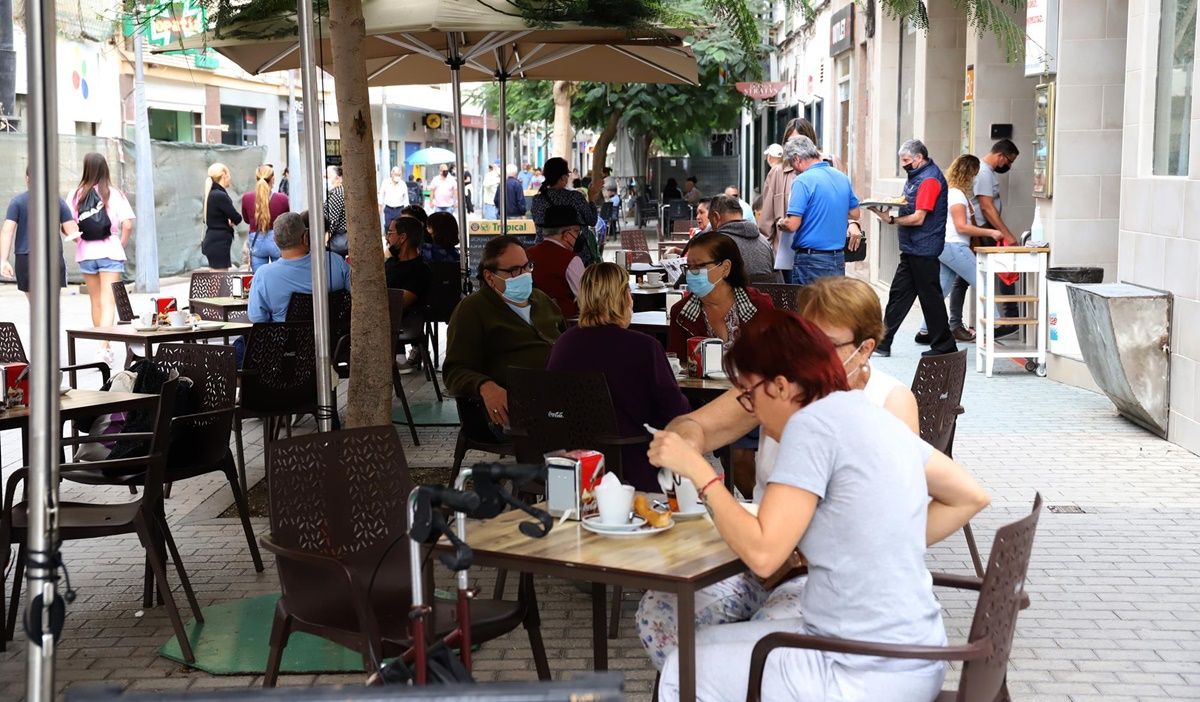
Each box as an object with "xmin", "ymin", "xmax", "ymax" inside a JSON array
[{"xmin": 547, "ymin": 262, "xmax": 691, "ymax": 491}]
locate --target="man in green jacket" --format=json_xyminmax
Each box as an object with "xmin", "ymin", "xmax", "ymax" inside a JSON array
[{"xmin": 444, "ymin": 236, "xmax": 564, "ymax": 426}]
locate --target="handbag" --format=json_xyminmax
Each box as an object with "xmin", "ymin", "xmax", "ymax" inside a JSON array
[
  {"xmin": 844, "ymin": 225, "xmax": 867, "ymax": 263},
  {"xmin": 77, "ymin": 187, "xmax": 112, "ymax": 241}
]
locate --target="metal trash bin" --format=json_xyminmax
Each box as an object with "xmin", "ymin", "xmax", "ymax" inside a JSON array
[{"xmin": 1047, "ymin": 266, "xmax": 1104, "ymax": 360}]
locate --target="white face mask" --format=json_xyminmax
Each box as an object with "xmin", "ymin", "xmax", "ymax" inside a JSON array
[{"xmin": 843, "ymin": 340, "xmax": 868, "ymax": 379}]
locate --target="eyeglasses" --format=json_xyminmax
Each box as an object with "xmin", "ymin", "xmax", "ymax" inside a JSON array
[
  {"xmin": 491, "ymin": 262, "xmax": 534, "ymax": 277},
  {"xmin": 827, "ymin": 336, "xmax": 858, "ymax": 350},
  {"xmin": 683, "ymin": 259, "xmax": 723, "ymax": 273},
  {"xmin": 735, "ymin": 379, "xmax": 769, "ymax": 413}
]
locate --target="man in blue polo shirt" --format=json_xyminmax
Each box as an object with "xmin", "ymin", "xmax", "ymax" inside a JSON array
[{"xmin": 775, "ymin": 135, "xmax": 862, "ymax": 285}]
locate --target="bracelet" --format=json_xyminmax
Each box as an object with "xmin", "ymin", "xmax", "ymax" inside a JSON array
[{"xmin": 697, "ymin": 475, "xmax": 723, "ymax": 502}]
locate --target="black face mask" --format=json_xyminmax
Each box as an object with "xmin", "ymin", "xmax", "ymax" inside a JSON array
[
  {"xmin": 902, "ymin": 163, "xmax": 916, "ymax": 174},
  {"xmin": 994, "ymin": 164, "xmax": 1012, "ymax": 174}
]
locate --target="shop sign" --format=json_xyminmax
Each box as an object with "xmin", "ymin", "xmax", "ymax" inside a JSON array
[
  {"xmin": 125, "ymin": 0, "xmax": 218, "ymax": 71},
  {"xmin": 829, "ymin": 4, "xmax": 854, "ymax": 56},
  {"xmin": 735, "ymin": 81, "xmax": 788, "ymax": 100},
  {"xmin": 469, "ymin": 219, "xmax": 537, "ymax": 235},
  {"xmin": 1025, "ymin": 0, "xmax": 1059, "ymax": 76}
]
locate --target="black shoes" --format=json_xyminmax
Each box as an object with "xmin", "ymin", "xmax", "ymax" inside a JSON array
[
  {"xmin": 914, "ymin": 331, "xmax": 932, "ymax": 345},
  {"xmin": 874, "ymin": 346, "xmax": 891, "ymax": 358},
  {"xmin": 922, "ymin": 346, "xmax": 958, "ymax": 357}
]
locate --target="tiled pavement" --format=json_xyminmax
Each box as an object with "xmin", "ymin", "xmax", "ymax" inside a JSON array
[{"xmin": 2, "ymin": 274, "xmax": 1200, "ymax": 701}]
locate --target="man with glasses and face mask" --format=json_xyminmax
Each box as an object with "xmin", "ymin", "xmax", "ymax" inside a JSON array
[
  {"xmin": 527, "ymin": 205, "xmax": 586, "ymax": 317},
  {"xmin": 247, "ymin": 211, "xmax": 351, "ymax": 323},
  {"xmin": 443, "ymin": 236, "xmax": 563, "ymax": 426}
]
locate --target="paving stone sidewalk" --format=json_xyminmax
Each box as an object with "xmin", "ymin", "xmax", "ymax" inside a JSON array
[{"xmin": 1, "ymin": 277, "xmax": 1199, "ymax": 701}]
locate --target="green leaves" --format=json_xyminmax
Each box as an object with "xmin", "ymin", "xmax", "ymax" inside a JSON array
[{"xmin": 876, "ymin": 0, "xmax": 1027, "ymax": 63}]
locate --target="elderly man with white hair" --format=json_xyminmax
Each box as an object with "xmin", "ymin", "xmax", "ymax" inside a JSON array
[
  {"xmin": 378, "ymin": 165, "xmax": 410, "ymax": 233},
  {"xmin": 867, "ymin": 138, "xmax": 957, "ymax": 357},
  {"xmin": 247, "ymin": 211, "xmax": 351, "ymax": 323},
  {"xmin": 774, "ymin": 135, "xmax": 862, "ymax": 286},
  {"xmin": 494, "ymin": 163, "xmax": 528, "ymax": 217}
]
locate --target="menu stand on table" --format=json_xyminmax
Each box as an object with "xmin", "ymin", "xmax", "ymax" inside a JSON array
[{"xmin": 974, "ymin": 246, "xmax": 1049, "ymax": 378}]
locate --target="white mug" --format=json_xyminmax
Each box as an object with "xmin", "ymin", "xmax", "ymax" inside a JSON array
[
  {"xmin": 596, "ymin": 484, "xmax": 636, "ymax": 525},
  {"xmin": 647, "ymin": 271, "xmax": 663, "ymax": 286},
  {"xmin": 168, "ymin": 310, "xmax": 188, "ymax": 327},
  {"xmin": 138, "ymin": 312, "xmax": 156, "ymax": 328},
  {"xmin": 675, "ymin": 477, "xmax": 700, "ymax": 510}
]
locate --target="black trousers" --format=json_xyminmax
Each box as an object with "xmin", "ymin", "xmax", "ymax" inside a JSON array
[{"xmin": 882, "ymin": 253, "xmax": 957, "ymax": 353}]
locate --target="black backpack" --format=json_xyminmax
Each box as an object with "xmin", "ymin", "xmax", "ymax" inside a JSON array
[{"xmin": 77, "ymin": 187, "xmax": 112, "ymax": 241}]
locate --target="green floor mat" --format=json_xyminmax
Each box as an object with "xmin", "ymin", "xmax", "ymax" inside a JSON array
[
  {"xmin": 159, "ymin": 594, "xmax": 364, "ymax": 675},
  {"xmin": 394, "ymin": 400, "xmax": 460, "ymax": 426}
]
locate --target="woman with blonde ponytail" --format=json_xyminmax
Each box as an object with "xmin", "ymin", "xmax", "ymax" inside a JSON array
[
  {"xmin": 240, "ymin": 164, "xmax": 289, "ymax": 270},
  {"xmin": 202, "ymin": 162, "xmax": 241, "ymax": 270}
]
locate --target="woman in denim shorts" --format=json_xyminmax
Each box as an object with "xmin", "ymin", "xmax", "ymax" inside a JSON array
[{"xmin": 71, "ymin": 152, "xmax": 134, "ymax": 367}]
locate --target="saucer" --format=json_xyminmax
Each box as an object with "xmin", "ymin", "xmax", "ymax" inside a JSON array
[{"xmin": 581, "ymin": 515, "xmax": 646, "ymax": 533}]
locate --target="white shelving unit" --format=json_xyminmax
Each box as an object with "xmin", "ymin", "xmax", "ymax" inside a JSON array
[{"xmin": 975, "ymin": 246, "xmax": 1050, "ymax": 378}]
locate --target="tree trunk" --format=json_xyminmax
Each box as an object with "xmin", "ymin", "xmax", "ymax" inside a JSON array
[
  {"xmin": 637, "ymin": 132, "xmax": 654, "ymax": 187},
  {"xmin": 589, "ymin": 110, "xmax": 622, "ymax": 187},
  {"xmin": 551, "ymin": 80, "xmax": 574, "ymax": 162},
  {"xmin": 328, "ymin": 0, "xmax": 391, "ymax": 428}
]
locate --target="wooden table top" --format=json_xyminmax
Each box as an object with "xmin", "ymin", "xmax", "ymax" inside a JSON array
[
  {"xmin": 66, "ymin": 322, "xmax": 252, "ymax": 342},
  {"xmin": 0, "ymin": 389, "xmax": 158, "ymax": 428},
  {"xmin": 458, "ymin": 505, "xmax": 743, "ymax": 584},
  {"xmin": 676, "ymin": 375, "xmax": 734, "ymax": 393},
  {"xmin": 190, "ymin": 296, "xmax": 250, "ymax": 308}
]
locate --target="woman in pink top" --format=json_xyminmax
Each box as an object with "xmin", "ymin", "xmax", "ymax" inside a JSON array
[
  {"xmin": 240, "ymin": 164, "xmax": 289, "ymax": 271},
  {"xmin": 71, "ymin": 152, "xmax": 135, "ymax": 366}
]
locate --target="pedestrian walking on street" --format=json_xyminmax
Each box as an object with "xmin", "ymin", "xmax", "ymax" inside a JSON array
[
  {"xmin": 241, "ymin": 164, "xmax": 289, "ymax": 271},
  {"xmin": 71, "ymin": 152, "xmax": 135, "ymax": 367},
  {"xmin": 1, "ymin": 166, "xmax": 78, "ymax": 300},
  {"xmin": 495, "ymin": 164, "xmax": 528, "ymax": 217},
  {"xmin": 323, "ymin": 166, "xmax": 349, "ymax": 257},
  {"xmin": 202, "ymin": 162, "xmax": 242, "ymax": 271},
  {"xmin": 405, "ymin": 173, "xmax": 424, "ymax": 210},
  {"xmin": 869, "ymin": 139, "xmax": 956, "ymax": 357},
  {"xmin": 278, "ymin": 167, "xmax": 290, "ymax": 196},
  {"xmin": 378, "ymin": 166, "xmax": 410, "ymax": 234},
  {"xmin": 482, "ymin": 164, "xmax": 501, "ymax": 220},
  {"xmin": 530, "ymin": 157, "xmax": 600, "ymax": 255},
  {"xmin": 757, "ymin": 118, "xmax": 818, "ymax": 281},
  {"xmin": 429, "ymin": 164, "xmax": 458, "ymax": 215},
  {"xmin": 913, "ymin": 154, "xmax": 1003, "ymax": 344},
  {"xmin": 775, "ymin": 135, "xmax": 862, "ymax": 286}
]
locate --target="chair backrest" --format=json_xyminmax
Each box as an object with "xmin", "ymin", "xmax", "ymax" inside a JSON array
[
  {"xmin": 154, "ymin": 343, "xmax": 237, "ymax": 469},
  {"xmin": 665, "ymin": 201, "xmax": 691, "ymax": 220},
  {"xmin": 267, "ymin": 426, "xmax": 414, "ymax": 610},
  {"xmin": 672, "ymin": 219, "xmax": 697, "ymax": 233},
  {"xmin": 753, "ymin": 283, "xmax": 801, "ymax": 311},
  {"xmin": 112, "ymin": 283, "xmax": 135, "ymax": 323},
  {"xmin": 424, "ymin": 262, "xmax": 463, "ymax": 324},
  {"xmin": 287, "ymin": 289, "xmax": 353, "ymax": 354},
  {"xmin": 453, "ymin": 395, "xmax": 511, "ymax": 448},
  {"xmin": 241, "ymin": 323, "xmax": 318, "ymax": 415},
  {"xmin": 507, "ymin": 367, "xmax": 626, "ymax": 475},
  {"xmin": 189, "ymin": 271, "xmax": 234, "ymax": 299},
  {"xmin": 957, "ymin": 494, "xmax": 1043, "ymax": 701},
  {"xmin": 132, "ymin": 377, "xmax": 181, "ymax": 506},
  {"xmin": 620, "ymin": 230, "xmax": 650, "ymax": 253},
  {"xmin": 910, "ymin": 350, "xmax": 968, "ymax": 454},
  {"xmin": 0, "ymin": 322, "xmax": 28, "ymax": 363}
]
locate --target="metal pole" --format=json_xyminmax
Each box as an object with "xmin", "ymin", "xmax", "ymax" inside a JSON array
[
  {"xmin": 287, "ymin": 70, "xmax": 304, "ymax": 213},
  {"xmin": 497, "ymin": 69, "xmax": 508, "ymax": 232},
  {"xmin": 133, "ymin": 31, "xmax": 160, "ymax": 293},
  {"xmin": 447, "ymin": 33, "xmax": 469, "ymax": 278},
  {"xmin": 298, "ymin": 0, "xmax": 333, "ymax": 431},
  {"xmin": 25, "ymin": 0, "xmax": 60, "ymax": 695},
  {"xmin": 379, "ymin": 87, "xmax": 389, "ymax": 208}
]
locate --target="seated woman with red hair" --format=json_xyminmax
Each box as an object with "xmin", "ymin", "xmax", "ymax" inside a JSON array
[{"xmin": 648, "ymin": 309, "xmax": 990, "ymax": 702}]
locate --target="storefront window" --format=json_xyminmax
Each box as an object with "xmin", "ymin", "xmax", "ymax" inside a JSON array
[
  {"xmin": 1154, "ymin": 0, "xmax": 1197, "ymax": 175},
  {"xmin": 148, "ymin": 109, "xmax": 196, "ymax": 143},
  {"xmin": 220, "ymin": 106, "xmax": 258, "ymax": 146},
  {"xmin": 896, "ymin": 20, "xmax": 917, "ymax": 176}
]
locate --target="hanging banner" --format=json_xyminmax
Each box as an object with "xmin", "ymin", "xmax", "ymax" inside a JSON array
[{"xmin": 1025, "ymin": 0, "xmax": 1059, "ymax": 76}]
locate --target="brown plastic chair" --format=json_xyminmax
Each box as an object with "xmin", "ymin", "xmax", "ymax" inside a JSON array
[
  {"xmin": 260, "ymin": 426, "xmax": 550, "ymax": 686},
  {"xmin": 450, "ymin": 395, "xmax": 514, "ymax": 482},
  {"xmin": 618, "ymin": 230, "xmax": 655, "ymax": 265},
  {"xmin": 234, "ymin": 323, "xmax": 319, "ymax": 492},
  {"xmin": 189, "ymin": 271, "xmax": 235, "ymax": 301},
  {"xmin": 387, "ymin": 289, "xmax": 442, "ymax": 446},
  {"xmin": 287, "ymin": 290, "xmax": 353, "ymax": 379},
  {"xmin": 911, "ymin": 350, "xmax": 983, "ymax": 576},
  {"xmin": 112, "ymin": 281, "xmax": 136, "ymax": 322},
  {"xmin": 746, "ymin": 494, "xmax": 1043, "ymax": 702},
  {"xmin": 752, "ymin": 283, "xmax": 801, "ymax": 311},
  {"xmin": 0, "ymin": 321, "xmax": 110, "ymax": 387},
  {"xmin": 506, "ymin": 367, "xmax": 650, "ymax": 637},
  {"xmin": 1, "ymin": 381, "xmax": 205, "ymax": 661}
]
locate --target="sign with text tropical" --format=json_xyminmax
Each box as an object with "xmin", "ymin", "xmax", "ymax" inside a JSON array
[
  {"xmin": 735, "ymin": 81, "xmax": 788, "ymax": 100},
  {"xmin": 123, "ymin": 0, "xmax": 218, "ymax": 69},
  {"xmin": 469, "ymin": 220, "xmax": 537, "ymax": 235}
]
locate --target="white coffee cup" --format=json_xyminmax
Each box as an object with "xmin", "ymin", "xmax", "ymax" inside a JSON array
[
  {"xmin": 647, "ymin": 271, "xmax": 663, "ymax": 286},
  {"xmin": 665, "ymin": 353, "xmax": 683, "ymax": 376},
  {"xmin": 138, "ymin": 312, "xmax": 156, "ymax": 328},
  {"xmin": 675, "ymin": 476, "xmax": 700, "ymax": 510},
  {"xmin": 168, "ymin": 310, "xmax": 188, "ymax": 327},
  {"xmin": 596, "ymin": 484, "xmax": 636, "ymax": 525}
]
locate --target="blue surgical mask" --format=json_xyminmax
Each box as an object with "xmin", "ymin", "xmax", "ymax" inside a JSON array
[
  {"xmin": 501, "ymin": 272, "xmax": 533, "ymax": 303},
  {"xmin": 686, "ymin": 269, "xmax": 717, "ymax": 298}
]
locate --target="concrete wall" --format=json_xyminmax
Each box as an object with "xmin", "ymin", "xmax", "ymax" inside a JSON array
[{"xmin": 1120, "ymin": 0, "xmax": 1200, "ymax": 454}]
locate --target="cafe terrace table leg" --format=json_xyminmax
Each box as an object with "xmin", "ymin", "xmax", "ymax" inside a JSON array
[
  {"xmin": 677, "ymin": 586, "xmax": 697, "ymax": 702},
  {"xmin": 67, "ymin": 331, "xmax": 78, "ymax": 387},
  {"xmin": 591, "ymin": 582, "xmax": 608, "ymax": 671}
]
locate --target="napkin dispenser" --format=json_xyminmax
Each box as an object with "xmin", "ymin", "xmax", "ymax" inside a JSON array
[
  {"xmin": 545, "ymin": 449, "xmax": 606, "ymax": 520},
  {"xmin": 700, "ymin": 338, "xmax": 726, "ymax": 379}
]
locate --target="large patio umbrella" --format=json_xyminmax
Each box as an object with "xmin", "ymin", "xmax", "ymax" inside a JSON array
[
  {"xmin": 171, "ymin": 0, "xmax": 698, "ymax": 275},
  {"xmin": 406, "ymin": 146, "xmax": 457, "ymax": 165}
]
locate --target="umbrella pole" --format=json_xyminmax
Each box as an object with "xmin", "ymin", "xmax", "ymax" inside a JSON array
[
  {"xmin": 299, "ymin": 0, "xmax": 334, "ymax": 431},
  {"xmin": 497, "ymin": 70, "xmax": 508, "ymax": 233},
  {"xmin": 448, "ymin": 33, "xmax": 469, "ymax": 279},
  {"xmin": 25, "ymin": 0, "xmax": 62, "ymax": 695}
]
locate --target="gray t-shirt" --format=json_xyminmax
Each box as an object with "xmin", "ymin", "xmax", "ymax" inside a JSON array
[
  {"xmin": 971, "ymin": 161, "xmax": 1001, "ymax": 226},
  {"xmin": 769, "ymin": 390, "xmax": 947, "ymax": 673}
]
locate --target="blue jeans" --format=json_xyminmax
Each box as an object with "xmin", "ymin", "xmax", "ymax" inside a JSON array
[
  {"xmin": 919, "ymin": 241, "xmax": 996, "ymax": 332},
  {"xmin": 789, "ymin": 251, "xmax": 844, "ymax": 285}
]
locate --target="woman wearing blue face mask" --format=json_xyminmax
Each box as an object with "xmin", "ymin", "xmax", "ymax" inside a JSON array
[{"xmin": 666, "ymin": 230, "xmax": 775, "ymax": 357}]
